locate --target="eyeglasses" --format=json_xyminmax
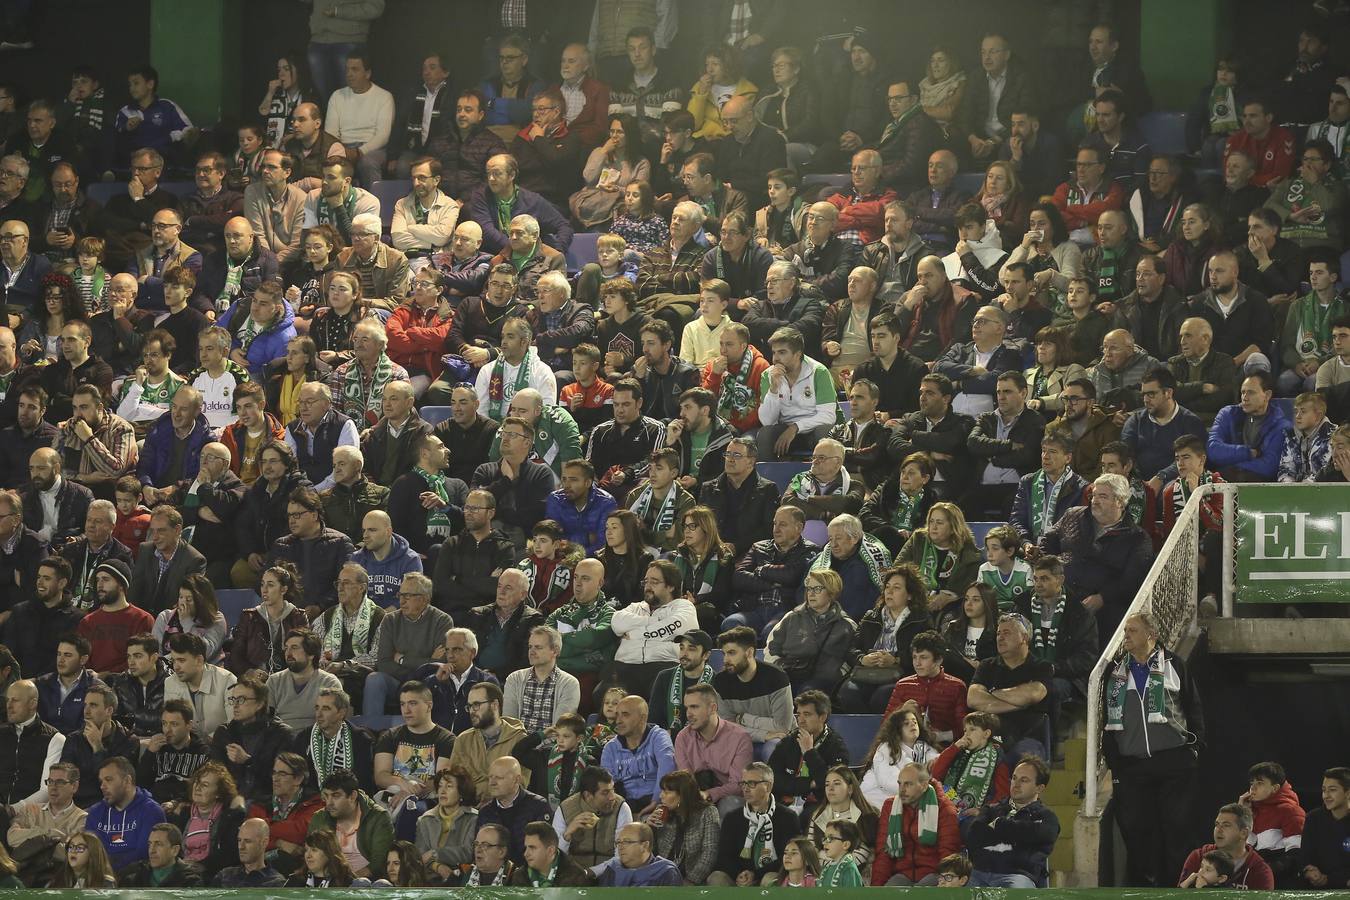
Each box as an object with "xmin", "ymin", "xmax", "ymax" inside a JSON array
[
  {"xmin": 68, "ymin": 844, "xmax": 88, "ymax": 854},
  {"xmin": 1060, "ymin": 395, "xmax": 1089, "ymax": 404},
  {"xmin": 227, "ymin": 696, "xmax": 257, "ymax": 705},
  {"xmin": 937, "ymin": 874, "xmax": 964, "ymax": 883},
  {"xmin": 614, "ymin": 839, "xmax": 647, "ymax": 846},
  {"xmin": 151, "ymin": 222, "xmax": 180, "ymax": 230},
  {"xmin": 466, "ymin": 700, "xmax": 491, "ymax": 710},
  {"xmin": 398, "ymin": 592, "xmax": 428, "ymax": 600},
  {"xmin": 464, "ymin": 505, "xmax": 493, "ymax": 512},
  {"xmin": 741, "ymin": 780, "xmax": 768, "ymax": 789},
  {"xmin": 336, "ymin": 578, "xmax": 365, "ymax": 587},
  {"xmin": 724, "ymin": 452, "xmax": 750, "ymax": 461},
  {"xmin": 805, "ymin": 585, "xmax": 827, "ymax": 595},
  {"xmin": 822, "ymin": 835, "xmax": 845, "ymax": 843},
  {"xmin": 45, "ymin": 778, "xmax": 71, "ymax": 787}
]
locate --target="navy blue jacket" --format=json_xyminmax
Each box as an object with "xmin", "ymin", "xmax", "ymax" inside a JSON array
[
  {"xmin": 967, "ymin": 798, "xmax": 1060, "ymax": 881},
  {"xmin": 468, "ymin": 184, "xmax": 574, "ymax": 255},
  {"xmin": 137, "ymin": 412, "xmax": 212, "ymax": 487},
  {"xmin": 36, "ymin": 668, "xmax": 106, "ymax": 733}
]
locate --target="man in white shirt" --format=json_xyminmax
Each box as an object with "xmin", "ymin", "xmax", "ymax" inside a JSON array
[{"xmin": 327, "ymin": 52, "xmax": 395, "ymax": 187}]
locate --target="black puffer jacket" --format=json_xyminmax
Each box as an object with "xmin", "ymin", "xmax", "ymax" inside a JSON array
[
  {"xmin": 111, "ymin": 665, "xmax": 167, "ymax": 737},
  {"xmin": 210, "ymin": 715, "xmax": 295, "ymax": 803},
  {"xmin": 234, "ymin": 470, "xmax": 312, "ymax": 558}
]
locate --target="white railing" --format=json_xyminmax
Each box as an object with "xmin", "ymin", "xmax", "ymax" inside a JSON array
[{"xmin": 1080, "ymin": 483, "xmax": 1234, "ymax": 817}]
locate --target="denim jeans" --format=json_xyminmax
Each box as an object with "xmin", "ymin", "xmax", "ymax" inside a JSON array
[
  {"xmin": 362, "ymin": 670, "xmax": 401, "ymax": 716},
  {"xmin": 308, "ymin": 41, "xmax": 364, "ymax": 102},
  {"xmin": 720, "ymin": 605, "xmax": 785, "ymax": 643},
  {"xmin": 970, "ymin": 870, "xmax": 1039, "ymax": 888}
]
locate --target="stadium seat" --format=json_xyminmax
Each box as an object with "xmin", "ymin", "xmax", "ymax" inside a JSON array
[
  {"xmin": 420, "ymin": 405, "xmax": 453, "ymax": 426},
  {"xmin": 351, "ymin": 714, "xmax": 403, "ymax": 732},
  {"xmin": 839, "ymin": 400, "xmax": 851, "ymax": 420},
  {"xmin": 831, "ymin": 714, "xmax": 882, "ymax": 766},
  {"xmin": 87, "ymin": 181, "xmax": 121, "ymax": 206},
  {"xmin": 757, "ymin": 461, "xmax": 807, "ymax": 493},
  {"xmin": 801, "ymin": 173, "xmax": 850, "ymax": 194},
  {"xmin": 708, "ymin": 649, "xmax": 724, "ymax": 671},
  {"xmin": 803, "ymin": 519, "xmax": 829, "ymax": 546},
  {"xmin": 1341, "ymin": 249, "xmax": 1350, "ymax": 285},
  {"xmin": 159, "ymin": 180, "xmax": 196, "ymax": 198},
  {"xmin": 1272, "ymin": 397, "xmax": 1294, "ymax": 421},
  {"xmin": 952, "ymin": 171, "xmax": 985, "ymax": 196},
  {"xmin": 368, "ymin": 179, "xmax": 410, "ymax": 227},
  {"xmin": 969, "ymin": 521, "xmax": 999, "ymax": 548},
  {"xmin": 216, "ymin": 589, "xmax": 259, "ymax": 629},
  {"xmin": 1137, "ymin": 111, "xmax": 1190, "ymax": 157},
  {"xmin": 565, "ymin": 232, "xmax": 600, "ymax": 273}
]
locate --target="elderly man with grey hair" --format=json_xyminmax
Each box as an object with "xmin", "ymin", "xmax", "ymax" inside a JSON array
[
  {"xmin": 336, "ymin": 211, "xmax": 410, "ymax": 311},
  {"xmin": 327, "ymin": 319, "xmax": 411, "ymax": 426},
  {"xmin": 743, "ymin": 259, "xmax": 828, "ymax": 356},
  {"xmin": 525, "ymin": 269, "xmax": 594, "ymax": 380},
  {"xmin": 469, "ymin": 152, "xmax": 574, "ymax": 256},
  {"xmin": 934, "ymin": 303, "xmax": 1022, "ymax": 418},
  {"xmin": 363, "ymin": 571, "xmax": 453, "ymax": 716},
  {"xmin": 782, "ymin": 200, "xmax": 861, "ymax": 301},
  {"xmin": 415, "ymin": 626, "xmax": 500, "ymax": 733},
  {"xmin": 1038, "ymin": 471, "xmax": 1154, "ymax": 644},
  {"xmin": 635, "ymin": 199, "xmax": 712, "ymax": 342},
  {"xmin": 489, "ymin": 213, "xmax": 565, "ymax": 306}
]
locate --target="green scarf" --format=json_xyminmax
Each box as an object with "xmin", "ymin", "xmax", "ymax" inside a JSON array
[
  {"xmin": 216, "ymin": 257, "xmax": 245, "ymax": 312},
  {"xmin": 487, "ymin": 347, "xmax": 536, "ymax": 420},
  {"xmin": 787, "ymin": 467, "xmax": 850, "ymax": 500},
  {"xmin": 237, "ymin": 314, "xmax": 264, "ymax": 351},
  {"xmin": 667, "ymin": 663, "xmax": 713, "ymax": 731},
  {"xmin": 716, "ymin": 345, "xmax": 756, "ymax": 418},
  {"xmin": 951, "ymin": 742, "xmax": 1001, "ymax": 810},
  {"xmin": 341, "ymin": 352, "xmax": 394, "ymax": 425},
  {"xmin": 631, "ymin": 481, "xmax": 679, "ymax": 538},
  {"xmin": 1030, "ymin": 466, "xmax": 1074, "ymax": 540},
  {"xmin": 510, "ymin": 243, "xmax": 537, "ymax": 272},
  {"xmin": 527, "ymin": 855, "xmax": 560, "ymax": 887},
  {"xmin": 322, "ymin": 597, "xmax": 375, "ymax": 657},
  {"xmin": 678, "ymin": 549, "xmax": 722, "ymax": 599},
  {"xmin": 810, "ymin": 536, "xmax": 890, "ymax": 594},
  {"xmin": 741, "ymin": 798, "xmax": 778, "ymax": 864},
  {"xmin": 495, "ymin": 188, "xmax": 519, "ymax": 233},
  {"xmin": 890, "ymin": 488, "xmax": 924, "ymax": 531},
  {"xmin": 818, "ymin": 857, "xmax": 863, "ymax": 888},
  {"xmin": 309, "ymin": 723, "xmax": 353, "ymax": 786},
  {"xmin": 1097, "ymin": 246, "xmax": 1121, "ymax": 302},
  {"xmin": 886, "ymin": 783, "xmax": 939, "ymax": 857},
  {"xmin": 1105, "ymin": 646, "xmax": 1170, "ymax": 730},
  {"xmin": 1296, "ymin": 290, "xmax": 1345, "ymax": 359},
  {"xmin": 1028, "ymin": 594, "xmax": 1066, "ymax": 663},
  {"xmin": 918, "ymin": 537, "xmax": 955, "ymax": 591},
  {"xmin": 315, "ymin": 186, "xmax": 359, "ymax": 237},
  {"xmin": 416, "ymin": 466, "xmax": 453, "ymax": 538},
  {"xmin": 545, "ymin": 745, "xmax": 569, "ymax": 809},
  {"xmin": 1208, "ymin": 84, "xmax": 1239, "ymax": 133}
]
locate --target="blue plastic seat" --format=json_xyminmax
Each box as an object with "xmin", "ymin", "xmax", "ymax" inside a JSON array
[
  {"xmin": 803, "ymin": 519, "xmax": 829, "ymax": 546},
  {"xmin": 421, "ymin": 405, "xmax": 453, "ymax": 426},
  {"xmin": 350, "ymin": 714, "xmax": 402, "ymax": 733},
  {"xmin": 158, "ymin": 181, "xmax": 196, "ymax": 198},
  {"xmin": 368, "ymin": 180, "xmax": 411, "ymax": 227},
  {"xmin": 969, "ymin": 521, "xmax": 999, "ymax": 549},
  {"xmin": 756, "ymin": 461, "xmax": 807, "ymax": 494},
  {"xmin": 1272, "ymin": 397, "xmax": 1295, "ymax": 421},
  {"xmin": 952, "ymin": 171, "xmax": 986, "ymax": 196},
  {"xmin": 1136, "ymin": 111, "xmax": 1190, "ymax": 157},
  {"xmin": 831, "ymin": 714, "xmax": 883, "ymax": 766},
  {"xmin": 565, "ymin": 232, "xmax": 600, "ymax": 273},
  {"xmin": 216, "ymin": 589, "xmax": 259, "ymax": 629},
  {"xmin": 707, "ymin": 649, "xmax": 724, "ymax": 672},
  {"xmin": 87, "ymin": 181, "xmax": 121, "ymax": 206}
]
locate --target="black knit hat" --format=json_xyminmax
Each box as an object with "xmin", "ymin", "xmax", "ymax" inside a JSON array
[{"xmin": 95, "ymin": 558, "xmax": 132, "ymax": 590}]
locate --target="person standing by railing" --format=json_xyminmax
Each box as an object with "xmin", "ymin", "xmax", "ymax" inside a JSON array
[{"xmin": 1100, "ymin": 611, "xmax": 1205, "ymax": 888}]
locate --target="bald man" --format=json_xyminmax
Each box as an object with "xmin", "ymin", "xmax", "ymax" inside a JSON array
[
  {"xmin": 824, "ymin": 148, "xmax": 898, "ymax": 245},
  {"xmin": 712, "ymin": 94, "xmax": 786, "ymax": 206},
  {"xmin": 0, "ymin": 219, "xmax": 51, "ymax": 323},
  {"xmin": 1169, "ymin": 316, "xmax": 1239, "ymax": 426},
  {"xmin": 199, "ymin": 216, "xmax": 279, "ymax": 314},
  {"xmin": 1087, "ymin": 329, "xmax": 1162, "ymax": 417},
  {"xmin": 784, "ymin": 201, "xmax": 860, "ymax": 300},
  {"xmin": 1081, "ymin": 210, "xmax": 1141, "ymax": 309},
  {"xmin": 895, "ymin": 254, "xmax": 978, "ymax": 362},
  {"xmin": 935, "ymin": 304, "xmax": 1021, "ymax": 417},
  {"xmin": 213, "ymin": 818, "xmax": 285, "ymax": 886},
  {"xmin": 350, "ymin": 509, "xmax": 423, "ymax": 607},
  {"xmin": 22, "ymin": 446, "xmax": 93, "ymax": 544},
  {"xmin": 904, "ymin": 150, "xmax": 971, "ymax": 253},
  {"xmin": 477, "ymin": 755, "xmax": 553, "ymax": 865},
  {"xmin": 598, "ymin": 695, "xmax": 676, "ymax": 815}
]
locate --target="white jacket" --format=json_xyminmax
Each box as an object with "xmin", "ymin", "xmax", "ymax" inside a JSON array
[
  {"xmin": 757, "ymin": 354, "xmax": 838, "ymax": 432},
  {"xmin": 859, "ymin": 740, "xmax": 941, "ymax": 809},
  {"xmin": 163, "ymin": 664, "xmax": 238, "ymax": 739},
  {"xmin": 610, "ymin": 597, "xmax": 696, "ymax": 665}
]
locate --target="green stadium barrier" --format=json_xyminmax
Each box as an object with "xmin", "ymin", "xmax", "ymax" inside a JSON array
[{"xmin": 25, "ymin": 891, "xmax": 1350, "ymax": 898}]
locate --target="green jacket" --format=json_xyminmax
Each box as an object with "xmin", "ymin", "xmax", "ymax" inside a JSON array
[
  {"xmin": 488, "ymin": 405, "xmax": 582, "ymax": 477},
  {"xmin": 307, "ymin": 790, "xmax": 393, "ymax": 878},
  {"xmin": 546, "ymin": 595, "xmax": 619, "ymax": 674}
]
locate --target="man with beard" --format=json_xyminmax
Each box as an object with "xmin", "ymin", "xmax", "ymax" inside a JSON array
[
  {"xmin": 647, "ymin": 629, "xmax": 714, "ymax": 734},
  {"xmin": 162, "ymin": 632, "xmax": 235, "ymax": 740},
  {"xmin": 447, "ymin": 681, "xmax": 528, "ymax": 798},
  {"xmin": 22, "ymin": 446, "xmax": 92, "ymax": 545},
  {"xmin": 58, "ymin": 683, "xmax": 140, "ymax": 807},
  {"xmin": 433, "ymin": 90, "xmax": 507, "ymax": 200},
  {"xmin": 610, "ymin": 560, "xmax": 695, "ymax": 698},
  {"xmin": 300, "ymin": 158, "xmax": 379, "ymax": 246},
  {"xmin": 71, "ymin": 557, "xmax": 150, "ymax": 676},
  {"xmin": 0, "ymin": 384, "xmax": 55, "ymax": 489},
  {"xmin": 3, "ymin": 556, "xmax": 84, "ymax": 677},
  {"xmin": 265, "ymin": 630, "xmax": 340, "ymax": 732},
  {"xmin": 126, "ymin": 505, "xmax": 206, "ymax": 617},
  {"xmin": 136, "ymin": 699, "xmax": 211, "ymax": 803},
  {"xmin": 0, "ymin": 488, "xmax": 46, "ymax": 619}
]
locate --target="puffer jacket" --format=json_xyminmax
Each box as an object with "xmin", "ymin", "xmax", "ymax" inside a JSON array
[
  {"xmin": 870, "ymin": 780, "xmax": 962, "ymax": 884},
  {"xmin": 766, "ymin": 601, "xmax": 857, "ymax": 686},
  {"xmin": 1278, "ymin": 417, "xmax": 1334, "ymax": 483},
  {"xmin": 1207, "ymin": 400, "xmax": 1291, "ymax": 480},
  {"xmin": 218, "ymin": 298, "xmax": 298, "ymax": 380}
]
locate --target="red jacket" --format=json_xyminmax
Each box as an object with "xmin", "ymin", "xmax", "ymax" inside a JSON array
[
  {"xmin": 249, "ymin": 794, "xmax": 324, "ymax": 850},
  {"xmin": 386, "ymin": 303, "xmax": 453, "ymax": 380},
  {"xmin": 1052, "ymin": 180, "xmax": 1126, "ymax": 230},
  {"xmin": 1251, "ymin": 781, "xmax": 1306, "ymax": 853},
  {"xmin": 701, "ymin": 345, "xmax": 771, "ymax": 432},
  {"xmin": 557, "ymin": 76, "xmax": 611, "ymax": 148},
  {"xmin": 884, "ymin": 671, "xmax": 969, "ymax": 740},
  {"xmin": 828, "ymin": 187, "xmax": 899, "ymax": 245},
  {"xmin": 220, "ymin": 414, "xmax": 287, "ymax": 480},
  {"xmin": 931, "ymin": 742, "xmax": 1010, "ymax": 810},
  {"xmin": 1224, "ymin": 126, "xmax": 1296, "ymax": 188},
  {"xmin": 871, "ymin": 780, "xmax": 962, "ymax": 885},
  {"xmin": 1161, "ymin": 472, "xmax": 1225, "ymax": 538},
  {"xmin": 113, "ymin": 506, "xmax": 152, "ymax": 557}
]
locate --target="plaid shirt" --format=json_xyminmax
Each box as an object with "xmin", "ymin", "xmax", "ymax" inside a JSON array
[
  {"xmin": 56, "ymin": 411, "xmax": 138, "ymax": 479},
  {"xmin": 518, "ymin": 667, "xmax": 558, "ymax": 733},
  {"xmin": 499, "ymin": 0, "xmax": 527, "ymax": 28}
]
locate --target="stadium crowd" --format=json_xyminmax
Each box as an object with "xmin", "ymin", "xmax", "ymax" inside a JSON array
[{"xmin": 0, "ymin": 0, "xmax": 1343, "ymax": 890}]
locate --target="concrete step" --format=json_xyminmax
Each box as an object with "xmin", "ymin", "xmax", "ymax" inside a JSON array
[{"xmin": 1048, "ymin": 737, "xmax": 1090, "ymax": 882}]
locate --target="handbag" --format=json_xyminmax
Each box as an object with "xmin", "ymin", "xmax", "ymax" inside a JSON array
[{"xmin": 439, "ymin": 354, "xmax": 472, "ymax": 383}]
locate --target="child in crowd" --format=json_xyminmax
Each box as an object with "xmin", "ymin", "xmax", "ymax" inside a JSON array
[
  {"xmin": 680, "ymin": 278, "xmax": 733, "ymax": 366},
  {"xmin": 626, "ymin": 448, "xmax": 694, "ymax": 552},
  {"xmin": 978, "ymin": 525, "xmax": 1033, "ymax": 611},
  {"xmin": 516, "ymin": 520, "xmax": 583, "ymax": 615},
  {"xmin": 595, "ymin": 233, "xmax": 637, "ymax": 283},
  {"xmin": 588, "ymin": 686, "xmax": 626, "ymax": 749},
  {"xmin": 932, "ymin": 711, "xmax": 1011, "ymax": 820},
  {"xmin": 1242, "ymin": 760, "xmax": 1307, "ymax": 884},
  {"xmin": 73, "ymin": 236, "xmax": 110, "ymax": 316},
  {"xmin": 936, "ymin": 853, "xmax": 973, "ymax": 887},
  {"xmin": 1166, "ymin": 434, "xmax": 1228, "ymax": 612},
  {"xmin": 514, "ymin": 712, "xmax": 594, "ymax": 808},
  {"xmin": 818, "ymin": 820, "xmax": 865, "ymax": 887},
  {"xmin": 1064, "ymin": 277, "xmax": 1116, "ymax": 366},
  {"xmin": 559, "ymin": 343, "xmax": 615, "ymax": 434},
  {"xmin": 113, "ymin": 474, "xmax": 152, "ymax": 557},
  {"xmin": 1182, "ymin": 849, "xmax": 1236, "ymax": 888},
  {"xmin": 775, "ymin": 837, "xmax": 820, "ymax": 887},
  {"xmin": 1277, "ymin": 392, "xmax": 1334, "ymax": 483}
]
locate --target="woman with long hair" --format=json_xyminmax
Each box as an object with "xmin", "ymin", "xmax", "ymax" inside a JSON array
[
  {"xmin": 838, "ymin": 564, "xmax": 934, "ymax": 711},
  {"xmin": 284, "ymin": 224, "xmax": 342, "ymax": 323},
  {"xmin": 670, "ymin": 505, "xmax": 735, "ymax": 633},
  {"xmin": 19, "ymin": 273, "xmax": 84, "ymax": 363},
  {"xmin": 775, "ymin": 836, "xmax": 821, "ymax": 887},
  {"xmin": 808, "ymin": 765, "xmax": 878, "ymax": 877},
  {"xmin": 975, "ymin": 160, "xmax": 1031, "ymax": 250},
  {"xmin": 1163, "ymin": 202, "xmax": 1225, "ymax": 296},
  {"xmin": 153, "ymin": 573, "xmax": 229, "ymax": 662},
  {"xmin": 943, "ymin": 582, "xmax": 999, "ymax": 683},
  {"xmin": 48, "ymin": 831, "xmax": 116, "ymax": 887},
  {"xmin": 688, "ymin": 45, "xmax": 758, "ymax": 139},
  {"xmin": 610, "ymin": 180, "xmax": 669, "ymax": 253},
  {"xmin": 310, "ymin": 271, "xmax": 371, "ymax": 366},
  {"xmin": 258, "ymin": 54, "xmax": 313, "ymax": 148},
  {"xmin": 1000, "ymin": 202, "xmax": 1084, "ymax": 315},
  {"xmin": 266, "ymin": 335, "xmax": 329, "ymax": 423},
  {"xmin": 649, "ymin": 769, "xmax": 721, "ymax": 885},
  {"xmin": 859, "ymin": 703, "xmax": 940, "ymax": 808},
  {"xmin": 570, "ymin": 114, "xmax": 651, "ymax": 228},
  {"xmin": 599, "ymin": 509, "xmax": 656, "ymax": 607},
  {"xmin": 287, "ymin": 829, "xmax": 357, "ymax": 886},
  {"xmin": 169, "ymin": 761, "xmax": 246, "ymax": 879},
  {"xmin": 896, "ymin": 503, "xmax": 980, "ymax": 620},
  {"xmin": 228, "ymin": 557, "xmax": 309, "ymax": 674},
  {"xmin": 382, "ymin": 840, "xmax": 430, "ymax": 887},
  {"xmin": 415, "ymin": 767, "xmax": 478, "ymax": 884},
  {"xmin": 1024, "ymin": 326, "xmax": 1087, "ymax": 417},
  {"xmin": 919, "ymin": 46, "xmax": 966, "ymax": 131}
]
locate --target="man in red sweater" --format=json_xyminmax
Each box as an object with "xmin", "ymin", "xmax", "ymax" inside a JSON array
[
  {"xmin": 1178, "ymin": 802, "xmax": 1275, "ymax": 890},
  {"xmin": 1223, "ymin": 98, "xmax": 1295, "ymax": 188},
  {"xmin": 1053, "ymin": 146, "xmax": 1125, "ymax": 246},
  {"xmin": 884, "ymin": 631, "xmax": 968, "ymax": 744},
  {"xmin": 75, "ymin": 559, "xmax": 153, "ymax": 674},
  {"xmin": 872, "ymin": 761, "xmax": 962, "ymax": 885},
  {"xmin": 827, "ymin": 149, "xmax": 898, "ymax": 246}
]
